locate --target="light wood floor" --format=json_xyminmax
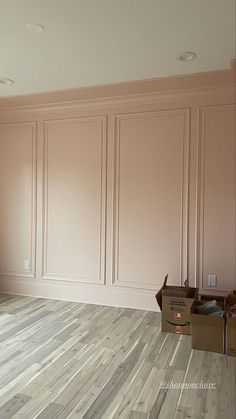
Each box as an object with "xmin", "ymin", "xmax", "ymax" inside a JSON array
[{"xmin": 0, "ymin": 294, "xmax": 235, "ymax": 419}]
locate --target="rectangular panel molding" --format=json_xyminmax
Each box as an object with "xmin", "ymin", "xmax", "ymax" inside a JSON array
[
  {"xmin": 0, "ymin": 67, "xmax": 235, "ymax": 310},
  {"xmin": 41, "ymin": 116, "xmax": 107, "ymax": 284},
  {"xmin": 112, "ymin": 109, "xmax": 190, "ymax": 290},
  {"xmin": 197, "ymin": 104, "xmax": 236, "ymax": 290},
  {"xmin": 0, "ymin": 122, "xmax": 37, "ymax": 278}
]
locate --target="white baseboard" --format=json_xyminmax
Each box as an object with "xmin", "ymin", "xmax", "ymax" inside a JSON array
[{"xmin": 0, "ymin": 276, "xmax": 159, "ymax": 312}]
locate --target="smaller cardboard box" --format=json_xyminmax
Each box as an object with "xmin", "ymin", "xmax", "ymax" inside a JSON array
[
  {"xmin": 191, "ymin": 300, "xmax": 225, "ymax": 354},
  {"xmin": 156, "ymin": 275, "xmax": 198, "ymax": 335},
  {"xmin": 226, "ymin": 292, "xmax": 236, "ymax": 357}
]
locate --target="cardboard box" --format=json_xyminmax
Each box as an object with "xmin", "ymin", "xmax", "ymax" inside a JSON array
[
  {"xmin": 226, "ymin": 292, "xmax": 236, "ymax": 357},
  {"xmin": 191, "ymin": 300, "xmax": 225, "ymax": 354},
  {"xmin": 155, "ymin": 275, "xmax": 198, "ymax": 335}
]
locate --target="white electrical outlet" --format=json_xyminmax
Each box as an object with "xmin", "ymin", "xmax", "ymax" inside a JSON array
[
  {"xmin": 208, "ymin": 274, "xmax": 217, "ymax": 287},
  {"xmin": 24, "ymin": 259, "xmax": 30, "ymax": 270}
]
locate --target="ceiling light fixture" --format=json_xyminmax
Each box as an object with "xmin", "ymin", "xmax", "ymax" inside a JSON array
[
  {"xmin": 178, "ymin": 52, "xmax": 197, "ymax": 62},
  {"xmin": 26, "ymin": 23, "xmax": 45, "ymax": 34},
  {"xmin": 0, "ymin": 78, "xmax": 15, "ymax": 86}
]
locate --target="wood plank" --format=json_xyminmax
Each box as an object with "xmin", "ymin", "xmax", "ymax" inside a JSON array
[
  {"xmin": 0, "ymin": 294, "xmax": 234, "ymax": 419},
  {"xmin": 0, "ymin": 393, "xmax": 31, "ymax": 418}
]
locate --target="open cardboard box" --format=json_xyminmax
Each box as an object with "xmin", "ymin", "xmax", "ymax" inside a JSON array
[
  {"xmin": 156, "ymin": 275, "xmax": 198, "ymax": 335},
  {"xmin": 226, "ymin": 291, "xmax": 236, "ymax": 357},
  {"xmin": 191, "ymin": 300, "xmax": 225, "ymax": 354}
]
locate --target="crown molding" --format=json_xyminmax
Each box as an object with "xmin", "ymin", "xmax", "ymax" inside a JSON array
[{"xmin": 0, "ymin": 59, "xmax": 235, "ymax": 112}]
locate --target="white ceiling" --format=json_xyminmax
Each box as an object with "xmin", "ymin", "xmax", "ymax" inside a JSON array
[{"xmin": 0, "ymin": 0, "xmax": 235, "ymax": 97}]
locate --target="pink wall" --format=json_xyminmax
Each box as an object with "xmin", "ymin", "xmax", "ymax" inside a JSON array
[{"xmin": 0, "ymin": 63, "xmax": 235, "ymax": 310}]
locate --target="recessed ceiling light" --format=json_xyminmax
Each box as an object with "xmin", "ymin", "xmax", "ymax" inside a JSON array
[
  {"xmin": 0, "ymin": 78, "xmax": 15, "ymax": 86},
  {"xmin": 178, "ymin": 52, "xmax": 198, "ymax": 62},
  {"xmin": 26, "ymin": 23, "xmax": 45, "ymax": 34}
]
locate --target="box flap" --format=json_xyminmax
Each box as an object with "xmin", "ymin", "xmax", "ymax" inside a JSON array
[
  {"xmin": 227, "ymin": 292, "xmax": 236, "ymax": 308},
  {"xmin": 162, "ymin": 287, "xmax": 197, "ymax": 298},
  {"xmin": 155, "ymin": 274, "xmax": 168, "ymax": 311}
]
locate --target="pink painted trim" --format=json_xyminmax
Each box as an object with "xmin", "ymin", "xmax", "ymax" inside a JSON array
[{"xmin": 0, "ymin": 59, "xmax": 235, "ymax": 110}]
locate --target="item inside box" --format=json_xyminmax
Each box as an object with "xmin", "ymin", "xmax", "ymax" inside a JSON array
[
  {"xmin": 228, "ymin": 304, "xmax": 236, "ymax": 317},
  {"xmin": 195, "ymin": 300, "xmax": 224, "ymax": 317},
  {"xmin": 200, "ymin": 295, "xmax": 226, "ymax": 305}
]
